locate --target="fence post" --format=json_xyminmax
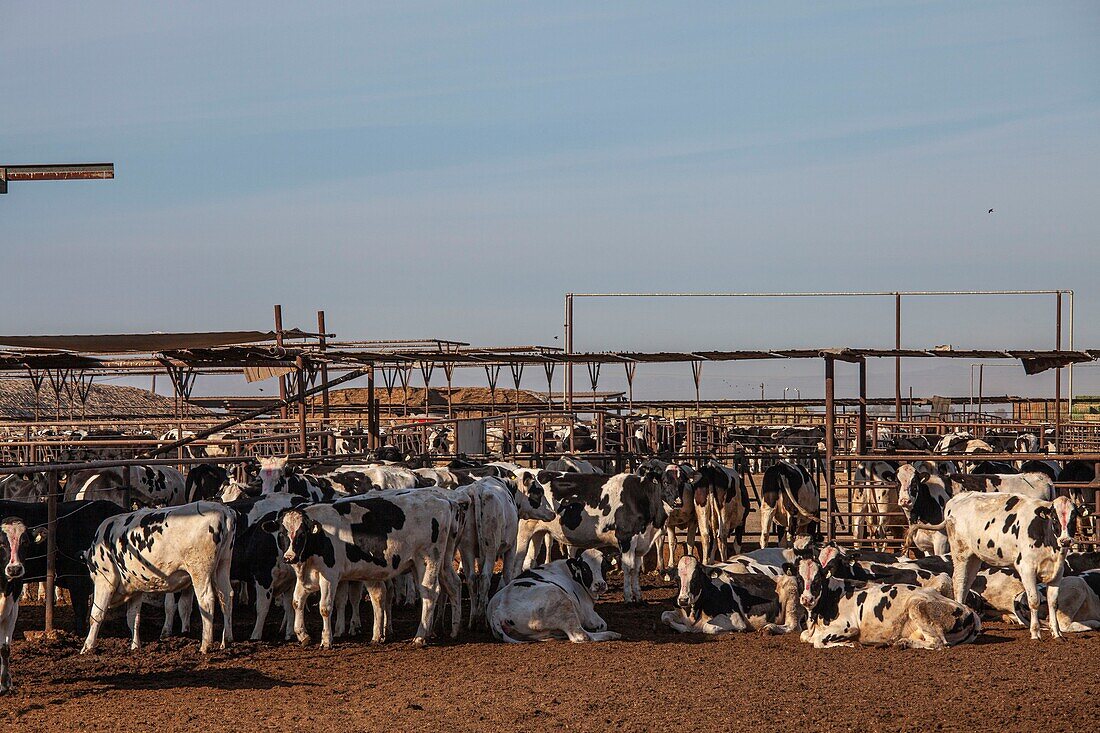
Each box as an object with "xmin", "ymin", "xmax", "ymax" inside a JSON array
[{"xmin": 45, "ymin": 470, "xmax": 59, "ymax": 635}]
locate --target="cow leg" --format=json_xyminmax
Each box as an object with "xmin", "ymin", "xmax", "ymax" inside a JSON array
[
  {"xmin": 348, "ymin": 582, "xmax": 363, "ymax": 637},
  {"xmin": 439, "ymin": 557, "xmax": 463, "ymax": 640},
  {"xmin": 81, "ymin": 581, "xmax": 114, "ymax": 654},
  {"xmin": 561, "ymin": 605, "xmax": 621, "ymax": 643},
  {"xmin": 281, "ymin": 591, "xmax": 297, "ymax": 641},
  {"xmin": 513, "ymin": 522, "xmax": 541, "ymax": 574},
  {"xmin": 715, "ymin": 505, "xmax": 729, "ymax": 562},
  {"xmin": 660, "ymin": 609, "xmax": 697, "ymax": 633},
  {"xmin": 701, "ymin": 613, "xmax": 749, "ymax": 634},
  {"xmin": 696, "ymin": 507, "xmax": 713, "ymax": 563},
  {"xmin": 951, "ymin": 554, "xmax": 982, "ymax": 607},
  {"xmin": 412, "ymin": 556, "xmax": 442, "ymax": 647},
  {"xmin": 365, "ymin": 582, "xmax": 389, "ymax": 644},
  {"xmin": 1046, "ymin": 582, "xmax": 1063, "ymax": 639},
  {"xmin": 759, "ymin": 504, "xmax": 775, "ymax": 548},
  {"xmin": 192, "ymin": 575, "xmax": 219, "ymax": 654},
  {"xmin": 177, "ymin": 589, "xmax": 194, "ymax": 635},
  {"xmin": 333, "ymin": 582, "xmax": 349, "ymax": 638},
  {"xmin": 1017, "ymin": 568, "xmax": 1044, "ymax": 640},
  {"xmin": 0, "ymin": 642, "xmax": 9, "ymax": 694},
  {"xmin": 251, "ymin": 582, "xmax": 273, "ymax": 641},
  {"xmin": 126, "ymin": 595, "xmax": 144, "ymax": 651},
  {"xmin": 317, "ymin": 576, "xmax": 336, "ymax": 649},
  {"xmin": 161, "ymin": 593, "xmax": 176, "ymax": 639},
  {"xmin": 215, "ymin": 554, "xmax": 234, "ymax": 648},
  {"xmin": 68, "ymin": 580, "xmax": 92, "ymax": 636}
]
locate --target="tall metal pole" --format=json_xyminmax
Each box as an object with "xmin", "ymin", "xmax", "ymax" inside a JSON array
[
  {"xmin": 824, "ymin": 357, "xmax": 836, "ymax": 542},
  {"xmin": 564, "ymin": 293, "xmax": 574, "ymax": 412},
  {"xmin": 1055, "ymin": 292, "xmax": 1062, "ymax": 450},
  {"xmin": 367, "ymin": 365, "xmax": 377, "ymax": 450},
  {"xmin": 274, "ymin": 305, "xmax": 288, "ymax": 421},
  {"xmin": 895, "ymin": 293, "xmax": 902, "ymax": 421},
  {"xmin": 857, "ymin": 358, "xmax": 867, "ymax": 455},
  {"xmin": 978, "ymin": 364, "xmax": 984, "ymax": 416},
  {"xmin": 317, "ymin": 311, "xmax": 330, "ymax": 420},
  {"xmin": 44, "ymin": 470, "xmax": 59, "ymax": 635}
]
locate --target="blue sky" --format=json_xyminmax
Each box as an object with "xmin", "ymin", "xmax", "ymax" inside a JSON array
[{"xmin": 3, "ymin": 2, "xmax": 1099, "ymax": 401}]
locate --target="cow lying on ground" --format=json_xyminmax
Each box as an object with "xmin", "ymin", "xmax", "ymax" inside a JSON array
[
  {"xmin": 759, "ymin": 461, "xmax": 819, "ymax": 548},
  {"xmin": 82, "ymin": 501, "xmax": 236, "ymax": 654},
  {"xmin": 1, "ymin": 518, "xmax": 37, "ymax": 694},
  {"xmin": 815, "ymin": 543, "xmax": 953, "ymax": 598},
  {"xmin": 906, "ymin": 493, "xmax": 1088, "ymax": 639},
  {"xmin": 267, "ymin": 489, "xmax": 464, "ymax": 647},
  {"xmin": 795, "ymin": 554, "xmax": 982, "ymax": 649},
  {"xmin": 514, "ymin": 466, "xmax": 668, "ymax": 603},
  {"xmin": 1013, "ymin": 571, "xmax": 1100, "ymax": 632},
  {"xmin": 488, "ymin": 550, "xmax": 619, "ymax": 643},
  {"xmin": 661, "ymin": 555, "xmax": 801, "ymax": 635}
]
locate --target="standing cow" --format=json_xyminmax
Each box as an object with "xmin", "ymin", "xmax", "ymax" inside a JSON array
[
  {"xmin": 758, "ymin": 461, "xmax": 819, "ymax": 548},
  {"xmin": 81, "ymin": 502, "xmax": 236, "ymax": 654},
  {"xmin": 1, "ymin": 518, "xmax": 39, "ymax": 694}
]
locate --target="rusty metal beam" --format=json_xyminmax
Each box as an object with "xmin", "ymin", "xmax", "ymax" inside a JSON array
[{"xmin": 1, "ymin": 163, "xmax": 114, "ymax": 193}]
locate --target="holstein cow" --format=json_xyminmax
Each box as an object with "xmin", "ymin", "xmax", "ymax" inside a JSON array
[
  {"xmin": 853, "ymin": 460, "xmax": 901, "ymax": 549},
  {"xmin": 68, "ymin": 466, "xmax": 187, "ymax": 508},
  {"xmin": 684, "ymin": 460, "xmax": 751, "ymax": 562},
  {"xmin": 488, "ymin": 550, "xmax": 620, "ymax": 643},
  {"xmin": 257, "ymin": 457, "xmax": 349, "ymax": 501},
  {"xmin": 661, "ymin": 555, "xmax": 802, "ymax": 635},
  {"xmin": 82, "ymin": 501, "xmax": 236, "ymax": 654},
  {"xmin": 795, "ymin": 553, "xmax": 982, "ymax": 649},
  {"xmin": 896, "ymin": 464, "xmax": 952, "ymax": 555},
  {"xmin": 185, "ymin": 464, "xmax": 230, "ymax": 503},
  {"xmin": 454, "ymin": 476, "xmax": 554, "ymax": 627},
  {"xmin": 1012, "ymin": 571, "xmax": 1100, "ymax": 632},
  {"xmin": 266, "ymin": 489, "xmax": 465, "ymax": 647},
  {"xmin": 0, "ymin": 473, "xmax": 49, "ymax": 502},
  {"xmin": 513, "ymin": 466, "xmax": 668, "ymax": 603},
  {"xmin": 544, "ymin": 456, "xmax": 602, "ymax": 474},
  {"xmin": 1, "ymin": 518, "xmax": 40, "ymax": 694},
  {"xmin": 814, "ymin": 543, "xmax": 953, "ymax": 598},
  {"xmin": 0, "ymin": 499, "xmax": 124, "ymax": 634},
  {"xmin": 906, "ymin": 493, "xmax": 1089, "ymax": 639},
  {"xmin": 758, "ymin": 461, "xmax": 819, "ymax": 548},
  {"xmin": 934, "ymin": 431, "xmax": 993, "ymax": 455}
]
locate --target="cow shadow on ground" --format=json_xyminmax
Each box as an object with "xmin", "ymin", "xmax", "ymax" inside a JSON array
[{"xmin": 55, "ymin": 666, "xmax": 305, "ymax": 692}]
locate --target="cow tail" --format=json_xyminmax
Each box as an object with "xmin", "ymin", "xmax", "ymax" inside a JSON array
[
  {"xmin": 780, "ymin": 476, "xmax": 817, "ymax": 521},
  {"xmin": 901, "ymin": 520, "xmax": 947, "ymax": 554},
  {"xmin": 488, "ymin": 609, "xmax": 524, "ymax": 643}
]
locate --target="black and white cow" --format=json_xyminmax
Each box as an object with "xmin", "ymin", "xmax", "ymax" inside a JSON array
[
  {"xmin": 454, "ymin": 476, "xmax": 554, "ymax": 627},
  {"xmin": 513, "ymin": 467, "xmax": 668, "ymax": 603},
  {"xmin": 795, "ymin": 555, "xmax": 981, "ymax": 649},
  {"xmin": 947, "ymin": 471, "xmax": 1056, "ymax": 501},
  {"xmin": 759, "ymin": 461, "xmax": 819, "ymax": 548},
  {"xmin": 896, "ymin": 464, "xmax": 952, "ymax": 555},
  {"xmin": 0, "ymin": 499, "xmax": 125, "ymax": 634},
  {"xmin": 1, "ymin": 518, "xmax": 39, "ymax": 694},
  {"xmin": 82, "ymin": 501, "xmax": 236, "ymax": 654},
  {"xmin": 661, "ymin": 555, "xmax": 801, "ymax": 635},
  {"xmin": 185, "ymin": 464, "xmax": 231, "ymax": 503},
  {"xmin": 814, "ymin": 543, "xmax": 953, "ymax": 598},
  {"xmin": 68, "ymin": 466, "xmax": 187, "ymax": 507},
  {"xmin": 266, "ymin": 489, "xmax": 464, "ymax": 647},
  {"xmin": 257, "ymin": 457, "xmax": 349, "ymax": 501},
  {"xmin": 0, "ymin": 473, "xmax": 49, "ymax": 502},
  {"xmin": 544, "ymin": 456, "xmax": 602, "ymax": 474},
  {"xmin": 1012, "ymin": 571, "xmax": 1100, "ymax": 633},
  {"xmin": 853, "ymin": 460, "xmax": 901, "ymax": 549},
  {"xmin": 908, "ymin": 492, "xmax": 1089, "ymax": 639},
  {"xmin": 684, "ymin": 460, "xmax": 751, "ymax": 562},
  {"xmin": 488, "ymin": 550, "xmax": 619, "ymax": 643}
]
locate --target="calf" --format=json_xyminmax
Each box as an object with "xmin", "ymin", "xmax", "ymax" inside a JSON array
[
  {"xmin": 908, "ymin": 492, "xmax": 1089, "ymax": 639},
  {"xmin": 661, "ymin": 555, "xmax": 801, "ymax": 635},
  {"xmin": 1, "ymin": 518, "xmax": 39, "ymax": 694},
  {"xmin": 267, "ymin": 489, "xmax": 463, "ymax": 647},
  {"xmin": 488, "ymin": 550, "xmax": 619, "ymax": 643},
  {"xmin": 514, "ymin": 467, "xmax": 669, "ymax": 603},
  {"xmin": 82, "ymin": 501, "xmax": 236, "ymax": 653},
  {"xmin": 759, "ymin": 461, "xmax": 819, "ymax": 548},
  {"xmin": 795, "ymin": 555, "xmax": 981, "ymax": 649}
]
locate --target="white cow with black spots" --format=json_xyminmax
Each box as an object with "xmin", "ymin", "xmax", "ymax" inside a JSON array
[{"xmin": 1, "ymin": 518, "xmax": 40, "ymax": 694}]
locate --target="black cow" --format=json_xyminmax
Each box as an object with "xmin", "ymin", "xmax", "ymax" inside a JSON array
[
  {"xmin": 185, "ymin": 464, "xmax": 230, "ymax": 502},
  {"xmin": 0, "ymin": 499, "xmax": 125, "ymax": 633},
  {"xmin": 759, "ymin": 461, "xmax": 819, "ymax": 548}
]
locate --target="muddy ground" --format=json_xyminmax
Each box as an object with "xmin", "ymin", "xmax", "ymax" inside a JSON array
[{"xmin": 1, "ymin": 573, "xmax": 1097, "ymax": 733}]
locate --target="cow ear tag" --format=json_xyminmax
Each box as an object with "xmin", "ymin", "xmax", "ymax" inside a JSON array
[{"xmin": 311, "ymin": 523, "xmax": 321, "ymax": 534}]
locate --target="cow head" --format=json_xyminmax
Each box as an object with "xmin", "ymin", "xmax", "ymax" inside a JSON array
[
  {"xmin": 1014, "ymin": 433, "xmax": 1040, "ymax": 454},
  {"xmin": 896, "ymin": 464, "xmax": 928, "ymax": 516},
  {"xmin": 514, "ymin": 471, "xmax": 551, "ymax": 513},
  {"xmin": 508, "ymin": 476, "xmax": 556, "ymax": 521},
  {"xmin": 258, "ymin": 456, "xmax": 290, "ymax": 494},
  {"xmin": 263, "ymin": 508, "xmax": 318, "ymax": 564},
  {"xmin": 0, "ymin": 517, "xmax": 37, "ymax": 581},
  {"xmin": 673, "ymin": 555, "xmax": 707, "ymax": 609},
  {"xmin": 567, "ymin": 549, "xmax": 611, "ymax": 598},
  {"xmin": 1042, "ymin": 496, "xmax": 1090, "ymax": 549},
  {"xmin": 796, "ymin": 556, "xmax": 828, "ymax": 610}
]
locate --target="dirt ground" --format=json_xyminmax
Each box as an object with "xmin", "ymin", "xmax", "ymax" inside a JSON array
[{"xmin": 2, "ymin": 573, "xmax": 1098, "ymax": 733}]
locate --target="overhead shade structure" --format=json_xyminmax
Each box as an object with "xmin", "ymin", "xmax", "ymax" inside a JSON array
[
  {"xmin": 0, "ymin": 352, "xmax": 104, "ymax": 371},
  {"xmin": 1019, "ymin": 351, "xmax": 1094, "ymax": 375},
  {"xmin": 0, "ymin": 329, "xmax": 312, "ymax": 354}
]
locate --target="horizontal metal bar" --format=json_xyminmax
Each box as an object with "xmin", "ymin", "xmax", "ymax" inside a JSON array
[{"xmin": 570, "ymin": 290, "xmax": 1072, "ymax": 298}]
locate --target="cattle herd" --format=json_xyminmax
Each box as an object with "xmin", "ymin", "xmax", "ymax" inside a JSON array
[{"xmin": 0, "ymin": 423, "xmax": 1097, "ymax": 695}]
